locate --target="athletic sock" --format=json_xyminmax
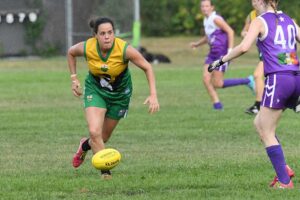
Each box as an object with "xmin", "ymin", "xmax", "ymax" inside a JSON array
[
  {"xmin": 266, "ymin": 145, "xmax": 290, "ymax": 184},
  {"xmin": 213, "ymin": 102, "xmax": 223, "ymax": 110},
  {"xmin": 254, "ymin": 101, "xmax": 261, "ymax": 110},
  {"xmin": 82, "ymin": 138, "xmax": 91, "ymax": 151},
  {"xmin": 101, "ymin": 170, "xmax": 111, "ymax": 175},
  {"xmin": 223, "ymin": 78, "xmax": 249, "ymax": 88}
]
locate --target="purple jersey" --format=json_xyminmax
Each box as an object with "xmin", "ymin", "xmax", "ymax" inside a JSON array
[
  {"xmin": 257, "ymin": 11, "xmax": 299, "ymax": 76},
  {"xmin": 204, "ymin": 11, "xmax": 228, "ymax": 56},
  {"xmin": 204, "ymin": 11, "xmax": 229, "ymax": 70}
]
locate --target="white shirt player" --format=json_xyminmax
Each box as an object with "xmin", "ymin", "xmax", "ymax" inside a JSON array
[{"xmin": 203, "ymin": 11, "xmax": 223, "ymax": 44}]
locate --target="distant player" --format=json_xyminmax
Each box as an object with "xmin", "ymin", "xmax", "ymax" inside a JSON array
[
  {"xmin": 241, "ymin": 9, "xmax": 265, "ymax": 115},
  {"xmin": 190, "ymin": 0, "xmax": 255, "ymax": 110},
  {"xmin": 208, "ymin": 0, "xmax": 300, "ymax": 188},
  {"xmin": 67, "ymin": 17, "xmax": 159, "ymax": 179}
]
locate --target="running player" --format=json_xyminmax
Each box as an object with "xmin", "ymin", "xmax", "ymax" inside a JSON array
[
  {"xmin": 241, "ymin": 9, "xmax": 265, "ymax": 115},
  {"xmin": 67, "ymin": 17, "xmax": 159, "ymax": 179},
  {"xmin": 190, "ymin": 0, "xmax": 255, "ymax": 110},
  {"xmin": 208, "ymin": 0, "xmax": 300, "ymax": 188}
]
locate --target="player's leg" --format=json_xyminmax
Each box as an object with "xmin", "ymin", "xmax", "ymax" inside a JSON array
[
  {"xmin": 203, "ymin": 64, "xmax": 222, "ymax": 110},
  {"xmin": 85, "ymin": 107, "xmax": 107, "ymax": 154},
  {"xmin": 102, "ymin": 118, "xmax": 119, "ymax": 143},
  {"xmin": 254, "ymin": 107, "xmax": 281, "ymax": 147},
  {"xmin": 222, "ymin": 75, "xmax": 255, "ymax": 91},
  {"xmin": 254, "ymin": 107, "xmax": 293, "ymax": 188},
  {"xmin": 254, "ymin": 61, "xmax": 264, "ymax": 104},
  {"xmin": 245, "ymin": 61, "xmax": 264, "ymax": 114},
  {"xmin": 72, "ymin": 106, "xmax": 106, "ymax": 168},
  {"xmin": 97, "ymin": 118, "xmax": 119, "ymax": 179},
  {"xmin": 212, "ymin": 61, "xmax": 255, "ymax": 93},
  {"xmin": 73, "ymin": 75, "xmax": 108, "ymax": 168},
  {"xmin": 254, "ymin": 72, "xmax": 296, "ymax": 187}
]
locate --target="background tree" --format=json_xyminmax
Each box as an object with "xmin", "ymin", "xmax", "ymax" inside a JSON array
[{"xmin": 141, "ymin": 0, "xmax": 300, "ymax": 36}]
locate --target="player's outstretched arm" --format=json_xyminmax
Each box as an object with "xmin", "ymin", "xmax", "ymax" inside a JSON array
[
  {"xmin": 208, "ymin": 18, "xmax": 262, "ymax": 73},
  {"xmin": 126, "ymin": 45, "xmax": 160, "ymax": 114}
]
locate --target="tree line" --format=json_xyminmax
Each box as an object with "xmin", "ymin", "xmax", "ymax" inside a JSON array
[{"xmin": 140, "ymin": 0, "xmax": 300, "ymax": 36}]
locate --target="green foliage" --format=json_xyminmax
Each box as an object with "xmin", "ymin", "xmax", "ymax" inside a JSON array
[
  {"xmin": 141, "ymin": 0, "xmax": 300, "ymax": 36},
  {"xmin": 24, "ymin": 0, "xmax": 44, "ymax": 48},
  {"xmin": 24, "ymin": 17, "xmax": 45, "ymax": 48},
  {"xmin": 23, "ymin": 0, "xmax": 60, "ymax": 57},
  {"xmin": 141, "ymin": 0, "xmax": 200, "ymax": 36}
]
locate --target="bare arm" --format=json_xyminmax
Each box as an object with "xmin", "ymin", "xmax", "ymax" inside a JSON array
[
  {"xmin": 67, "ymin": 42, "xmax": 84, "ymax": 75},
  {"xmin": 222, "ymin": 18, "xmax": 263, "ymax": 62},
  {"xmin": 67, "ymin": 42, "xmax": 85, "ymax": 97},
  {"xmin": 189, "ymin": 36, "xmax": 208, "ymax": 48},
  {"xmin": 214, "ymin": 17, "xmax": 234, "ymax": 49},
  {"xmin": 126, "ymin": 45, "xmax": 159, "ymax": 114},
  {"xmin": 241, "ymin": 15, "xmax": 251, "ymax": 38}
]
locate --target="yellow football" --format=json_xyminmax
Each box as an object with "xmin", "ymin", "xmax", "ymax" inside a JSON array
[{"xmin": 91, "ymin": 148, "xmax": 121, "ymax": 170}]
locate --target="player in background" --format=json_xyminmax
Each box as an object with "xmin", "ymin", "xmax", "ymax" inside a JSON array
[
  {"xmin": 241, "ymin": 8, "xmax": 265, "ymax": 115},
  {"xmin": 67, "ymin": 17, "xmax": 159, "ymax": 179},
  {"xmin": 190, "ymin": 0, "xmax": 255, "ymax": 110},
  {"xmin": 208, "ymin": 0, "xmax": 300, "ymax": 188}
]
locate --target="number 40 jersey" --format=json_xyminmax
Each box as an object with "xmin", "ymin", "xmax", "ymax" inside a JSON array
[{"xmin": 257, "ymin": 11, "xmax": 299, "ymax": 76}]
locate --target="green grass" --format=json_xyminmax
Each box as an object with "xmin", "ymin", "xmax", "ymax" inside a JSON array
[{"xmin": 1, "ymin": 37, "xmax": 300, "ymax": 199}]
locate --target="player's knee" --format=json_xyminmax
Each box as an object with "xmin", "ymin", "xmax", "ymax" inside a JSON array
[
  {"xmin": 212, "ymin": 79, "xmax": 223, "ymax": 88},
  {"xmin": 202, "ymin": 75, "xmax": 211, "ymax": 85},
  {"xmin": 89, "ymin": 127, "xmax": 102, "ymax": 141},
  {"xmin": 253, "ymin": 117, "xmax": 266, "ymax": 140},
  {"xmin": 253, "ymin": 117, "xmax": 261, "ymax": 133},
  {"xmin": 253, "ymin": 71, "xmax": 262, "ymax": 80}
]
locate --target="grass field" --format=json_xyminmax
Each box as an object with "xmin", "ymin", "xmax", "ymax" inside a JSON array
[{"xmin": 1, "ymin": 37, "xmax": 300, "ymax": 199}]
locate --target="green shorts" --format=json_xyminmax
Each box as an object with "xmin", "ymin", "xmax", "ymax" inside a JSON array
[{"xmin": 83, "ymin": 73, "xmax": 132, "ymax": 120}]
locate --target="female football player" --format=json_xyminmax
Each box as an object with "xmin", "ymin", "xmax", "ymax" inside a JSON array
[
  {"xmin": 208, "ymin": 0, "xmax": 300, "ymax": 188},
  {"xmin": 241, "ymin": 8, "xmax": 265, "ymax": 115},
  {"xmin": 190, "ymin": 0, "xmax": 255, "ymax": 110},
  {"xmin": 67, "ymin": 17, "xmax": 159, "ymax": 179}
]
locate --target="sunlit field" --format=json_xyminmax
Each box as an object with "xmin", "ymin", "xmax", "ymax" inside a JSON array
[{"xmin": 1, "ymin": 37, "xmax": 300, "ymax": 199}]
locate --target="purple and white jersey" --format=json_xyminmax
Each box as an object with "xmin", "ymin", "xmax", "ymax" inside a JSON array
[
  {"xmin": 257, "ymin": 11, "xmax": 300, "ymax": 76},
  {"xmin": 204, "ymin": 11, "xmax": 228, "ymax": 56}
]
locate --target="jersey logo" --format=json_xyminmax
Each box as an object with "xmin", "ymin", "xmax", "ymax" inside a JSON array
[
  {"xmin": 100, "ymin": 64, "xmax": 109, "ymax": 72},
  {"xmin": 277, "ymin": 52, "xmax": 299, "ymax": 65},
  {"xmin": 87, "ymin": 95, "xmax": 93, "ymax": 102}
]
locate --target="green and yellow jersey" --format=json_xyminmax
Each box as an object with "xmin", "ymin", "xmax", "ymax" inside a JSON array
[
  {"xmin": 83, "ymin": 37, "xmax": 132, "ymax": 94},
  {"xmin": 249, "ymin": 10, "xmax": 257, "ymax": 22}
]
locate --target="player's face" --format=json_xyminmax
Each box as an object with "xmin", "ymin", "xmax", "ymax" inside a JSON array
[
  {"xmin": 252, "ymin": 0, "xmax": 265, "ymax": 14},
  {"xmin": 251, "ymin": 0, "xmax": 257, "ymax": 7},
  {"xmin": 96, "ymin": 23, "xmax": 115, "ymax": 51},
  {"xmin": 200, "ymin": 0, "xmax": 214, "ymax": 17}
]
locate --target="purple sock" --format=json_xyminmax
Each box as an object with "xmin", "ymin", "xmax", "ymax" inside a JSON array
[
  {"xmin": 266, "ymin": 145, "xmax": 289, "ymax": 184},
  {"xmin": 223, "ymin": 78, "xmax": 249, "ymax": 88},
  {"xmin": 213, "ymin": 102, "xmax": 223, "ymax": 110}
]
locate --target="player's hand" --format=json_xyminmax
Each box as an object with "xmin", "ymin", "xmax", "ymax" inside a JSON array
[
  {"xmin": 71, "ymin": 78, "xmax": 82, "ymax": 97},
  {"xmin": 143, "ymin": 94, "xmax": 160, "ymax": 114},
  {"xmin": 189, "ymin": 42, "xmax": 198, "ymax": 49},
  {"xmin": 208, "ymin": 57, "xmax": 225, "ymax": 73}
]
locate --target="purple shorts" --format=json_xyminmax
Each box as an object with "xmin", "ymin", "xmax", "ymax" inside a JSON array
[
  {"xmin": 261, "ymin": 72, "xmax": 300, "ymax": 109},
  {"xmin": 205, "ymin": 51, "xmax": 229, "ymax": 72}
]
